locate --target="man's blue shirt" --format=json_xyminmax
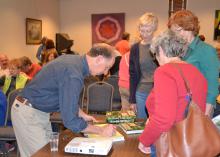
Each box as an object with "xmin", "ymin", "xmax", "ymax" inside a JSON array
[{"xmin": 22, "ymin": 55, "xmax": 90, "ymax": 133}]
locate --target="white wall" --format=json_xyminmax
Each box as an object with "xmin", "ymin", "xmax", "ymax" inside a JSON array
[
  {"xmin": 60, "ymin": 0, "xmax": 219, "ymax": 54},
  {"xmin": 188, "ymin": 0, "xmax": 219, "ymax": 46},
  {"xmin": 0, "ymin": 0, "xmax": 218, "ymax": 59},
  {"xmin": 0, "ymin": 0, "xmax": 60, "ymax": 62}
]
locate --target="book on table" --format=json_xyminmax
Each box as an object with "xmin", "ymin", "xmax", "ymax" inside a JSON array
[
  {"xmin": 106, "ymin": 110, "xmax": 136, "ymax": 124},
  {"xmin": 119, "ymin": 122, "xmax": 145, "ymax": 134},
  {"xmin": 84, "ymin": 124, "xmax": 125, "ymax": 142}
]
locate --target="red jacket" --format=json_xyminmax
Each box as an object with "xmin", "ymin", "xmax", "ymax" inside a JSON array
[{"xmin": 139, "ymin": 63, "xmax": 207, "ymax": 146}]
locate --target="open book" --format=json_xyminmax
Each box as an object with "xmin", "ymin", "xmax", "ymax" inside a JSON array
[
  {"xmin": 119, "ymin": 122, "xmax": 145, "ymax": 134},
  {"xmin": 84, "ymin": 124, "xmax": 125, "ymax": 142}
]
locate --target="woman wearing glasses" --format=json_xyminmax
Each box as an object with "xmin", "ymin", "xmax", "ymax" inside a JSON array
[{"xmin": 129, "ymin": 12, "xmax": 158, "ymax": 118}]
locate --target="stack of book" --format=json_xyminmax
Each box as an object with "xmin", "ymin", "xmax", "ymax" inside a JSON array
[
  {"xmin": 106, "ymin": 111, "xmax": 136, "ymax": 124},
  {"xmin": 119, "ymin": 122, "xmax": 145, "ymax": 134}
]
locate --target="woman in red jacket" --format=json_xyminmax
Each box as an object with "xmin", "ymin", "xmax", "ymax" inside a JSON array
[{"xmin": 138, "ymin": 30, "xmax": 207, "ymax": 156}]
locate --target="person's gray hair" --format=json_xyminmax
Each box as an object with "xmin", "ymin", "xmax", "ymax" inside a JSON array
[{"xmin": 150, "ymin": 29, "xmax": 189, "ymax": 58}]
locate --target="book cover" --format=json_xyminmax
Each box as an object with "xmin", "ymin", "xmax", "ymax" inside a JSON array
[
  {"xmin": 84, "ymin": 124, "xmax": 125, "ymax": 142},
  {"xmin": 119, "ymin": 122, "xmax": 145, "ymax": 134},
  {"xmin": 106, "ymin": 110, "xmax": 136, "ymax": 124}
]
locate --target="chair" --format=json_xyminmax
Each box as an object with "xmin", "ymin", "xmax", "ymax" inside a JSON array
[
  {"xmin": 104, "ymin": 75, "xmax": 122, "ymax": 111},
  {"xmin": 0, "ymin": 88, "xmax": 22, "ymax": 156},
  {"xmin": 86, "ymin": 81, "xmax": 114, "ymax": 114},
  {"xmin": 79, "ymin": 85, "xmax": 85, "ymax": 110},
  {"xmin": 83, "ymin": 75, "xmax": 99, "ymax": 101}
]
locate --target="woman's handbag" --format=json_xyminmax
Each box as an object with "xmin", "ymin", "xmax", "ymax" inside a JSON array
[{"xmin": 155, "ymin": 64, "xmax": 220, "ymax": 157}]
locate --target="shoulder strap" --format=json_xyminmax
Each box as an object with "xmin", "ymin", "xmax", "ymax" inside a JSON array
[
  {"xmin": 172, "ymin": 64, "xmax": 192, "ymax": 99},
  {"xmin": 172, "ymin": 63, "xmax": 192, "ymax": 117}
]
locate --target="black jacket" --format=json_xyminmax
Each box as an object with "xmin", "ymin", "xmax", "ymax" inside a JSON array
[{"xmin": 129, "ymin": 43, "xmax": 141, "ymax": 103}]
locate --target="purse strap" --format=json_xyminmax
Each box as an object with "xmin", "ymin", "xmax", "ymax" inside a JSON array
[{"xmin": 172, "ymin": 63, "xmax": 192, "ymax": 117}]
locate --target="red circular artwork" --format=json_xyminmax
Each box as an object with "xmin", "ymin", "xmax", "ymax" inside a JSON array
[
  {"xmin": 99, "ymin": 20, "xmax": 117, "ymax": 39},
  {"xmin": 95, "ymin": 16, "xmax": 121, "ymax": 43}
]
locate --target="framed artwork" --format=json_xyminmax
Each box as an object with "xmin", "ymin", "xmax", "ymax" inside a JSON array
[
  {"xmin": 169, "ymin": 0, "xmax": 187, "ymax": 17},
  {"xmin": 26, "ymin": 18, "xmax": 42, "ymax": 44},
  {"xmin": 214, "ymin": 10, "xmax": 220, "ymax": 40},
  {"xmin": 91, "ymin": 13, "xmax": 125, "ymax": 46}
]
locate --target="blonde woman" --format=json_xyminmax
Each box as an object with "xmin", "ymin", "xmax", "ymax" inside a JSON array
[{"xmin": 129, "ymin": 12, "xmax": 158, "ymax": 118}]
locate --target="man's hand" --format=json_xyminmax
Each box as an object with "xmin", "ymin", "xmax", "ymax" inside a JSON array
[
  {"xmin": 205, "ymin": 103, "xmax": 214, "ymax": 118},
  {"xmin": 100, "ymin": 124, "xmax": 116, "ymax": 137},
  {"xmin": 130, "ymin": 103, "xmax": 137, "ymax": 113},
  {"xmin": 138, "ymin": 142, "xmax": 151, "ymax": 154},
  {"xmin": 78, "ymin": 109, "xmax": 97, "ymax": 122},
  {"xmin": 82, "ymin": 124, "xmax": 116, "ymax": 137},
  {"xmin": 83, "ymin": 114, "xmax": 97, "ymax": 122}
]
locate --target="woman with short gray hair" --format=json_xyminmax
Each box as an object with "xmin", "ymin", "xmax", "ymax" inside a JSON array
[
  {"xmin": 150, "ymin": 30, "xmax": 188, "ymax": 59},
  {"xmin": 138, "ymin": 30, "xmax": 207, "ymax": 156}
]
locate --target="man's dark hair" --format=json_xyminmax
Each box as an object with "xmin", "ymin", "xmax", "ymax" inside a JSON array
[
  {"xmin": 122, "ymin": 32, "xmax": 130, "ymax": 41},
  {"xmin": 87, "ymin": 43, "xmax": 115, "ymax": 59}
]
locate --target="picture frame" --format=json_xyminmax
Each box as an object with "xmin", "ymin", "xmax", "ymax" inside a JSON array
[
  {"xmin": 26, "ymin": 18, "xmax": 42, "ymax": 45},
  {"xmin": 214, "ymin": 10, "xmax": 220, "ymax": 40},
  {"xmin": 91, "ymin": 13, "xmax": 125, "ymax": 46}
]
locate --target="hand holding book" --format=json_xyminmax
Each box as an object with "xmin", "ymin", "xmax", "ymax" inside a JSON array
[{"xmin": 100, "ymin": 124, "xmax": 117, "ymax": 137}]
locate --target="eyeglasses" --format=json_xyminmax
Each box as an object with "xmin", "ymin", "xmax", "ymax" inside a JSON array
[
  {"xmin": 139, "ymin": 26, "xmax": 154, "ymax": 34},
  {"xmin": 171, "ymin": 25, "xmax": 183, "ymax": 33}
]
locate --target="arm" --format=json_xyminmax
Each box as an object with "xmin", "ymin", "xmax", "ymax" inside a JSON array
[
  {"xmin": 82, "ymin": 123, "xmax": 116, "ymax": 137},
  {"xmin": 139, "ymin": 68, "xmax": 178, "ymax": 146},
  {"xmin": 202, "ymin": 48, "xmax": 219, "ymax": 105},
  {"xmin": 78, "ymin": 109, "xmax": 116, "ymax": 136},
  {"xmin": 59, "ymin": 76, "xmax": 88, "ymax": 133},
  {"xmin": 129, "ymin": 44, "xmax": 138, "ymax": 104},
  {"xmin": 59, "ymin": 77, "xmax": 116, "ymax": 136},
  {"xmin": 36, "ymin": 44, "xmax": 44, "ymax": 61},
  {"xmin": 201, "ymin": 48, "xmax": 219, "ymax": 116},
  {"xmin": 78, "ymin": 108, "xmax": 97, "ymax": 122}
]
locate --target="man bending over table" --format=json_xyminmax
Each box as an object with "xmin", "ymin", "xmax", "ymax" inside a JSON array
[{"xmin": 11, "ymin": 43, "xmax": 116, "ymax": 157}]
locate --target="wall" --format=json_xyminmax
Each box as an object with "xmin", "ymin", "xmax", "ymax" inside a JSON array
[
  {"xmin": 0, "ymin": 0, "xmax": 218, "ymax": 59},
  {"xmin": 188, "ymin": 0, "xmax": 219, "ymax": 46},
  {"xmin": 60, "ymin": 0, "xmax": 219, "ymax": 54},
  {"xmin": 0, "ymin": 0, "xmax": 60, "ymax": 62}
]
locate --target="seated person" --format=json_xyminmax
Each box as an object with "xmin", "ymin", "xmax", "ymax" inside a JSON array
[
  {"xmin": 42, "ymin": 48, "xmax": 58, "ymax": 66},
  {"xmin": 20, "ymin": 56, "xmax": 42, "ymax": 79},
  {"xmin": 36, "ymin": 36, "xmax": 47, "ymax": 62},
  {"xmin": 0, "ymin": 54, "xmax": 10, "ymax": 77},
  {"xmin": 41, "ymin": 39, "xmax": 56, "ymax": 64},
  {"xmin": 0, "ymin": 75, "xmax": 7, "ymax": 126},
  {"xmin": 2, "ymin": 59, "xmax": 29, "ymax": 96}
]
